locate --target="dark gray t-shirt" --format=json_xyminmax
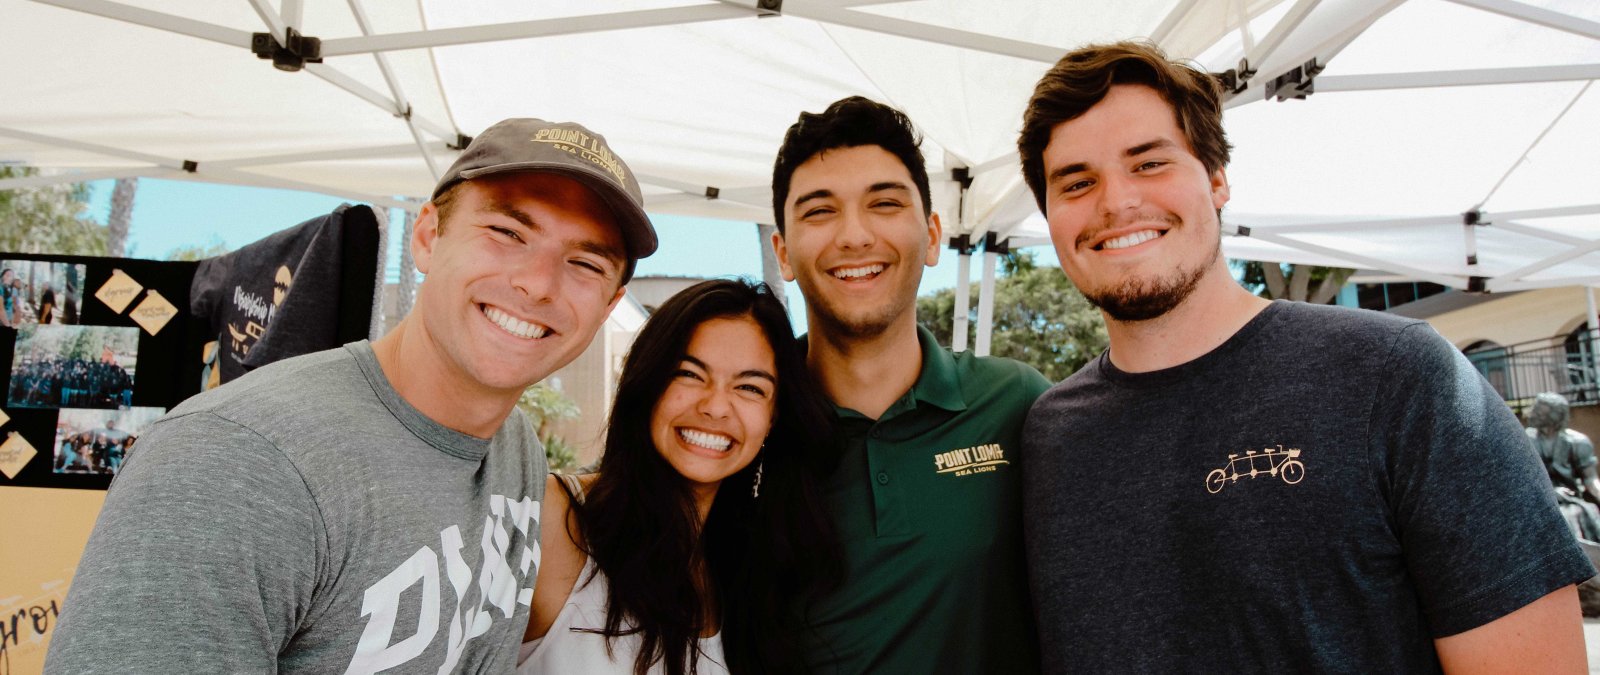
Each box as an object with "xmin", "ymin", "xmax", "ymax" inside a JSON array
[
  {"xmin": 47, "ymin": 342, "xmax": 546, "ymax": 674},
  {"xmin": 1023, "ymin": 301, "xmax": 1594, "ymax": 674}
]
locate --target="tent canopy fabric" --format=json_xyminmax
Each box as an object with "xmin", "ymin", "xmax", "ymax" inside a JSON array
[{"xmin": 3, "ymin": 0, "xmax": 1598, "ymax": 297}]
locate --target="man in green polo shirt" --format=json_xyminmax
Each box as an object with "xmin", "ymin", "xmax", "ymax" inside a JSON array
[{"xmin": 770, "ymin": 96, "xmax": 1052, "ymax": 673}]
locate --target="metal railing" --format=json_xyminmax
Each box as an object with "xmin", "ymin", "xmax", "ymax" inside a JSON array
[{"xmin": 1466, "ymin": 329, "xmax": 1599, "ymax": 413}]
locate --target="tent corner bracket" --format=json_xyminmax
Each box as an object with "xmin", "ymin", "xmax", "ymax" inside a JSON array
[
  {"xmin": 983, "ymin": 232, "xmax": 1010, "ymax": 255},
  {"xmin": 252, "ymin": 28, "xmax": 323, "ymax": 73},
  {"xmin": 1265, "ymin": 57, "xmax": 1324, "ymax": 102}
]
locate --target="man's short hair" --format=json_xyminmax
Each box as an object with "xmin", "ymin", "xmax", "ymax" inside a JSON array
[
  {"xmin": 425, "ymin": 179, "xmax": 638, "ymax": 285},
  {"xmin": 771, "ymin": 96, "xmax": 932, "ymax": 234},
  {"xmin": 1018, "ymin": 41, "xmax": 1232, "ymax": 211}
]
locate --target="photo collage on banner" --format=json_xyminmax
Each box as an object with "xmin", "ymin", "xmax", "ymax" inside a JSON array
[{"xmin": 0, "ymin": 254, "xmax": 207, "ymax": 490}]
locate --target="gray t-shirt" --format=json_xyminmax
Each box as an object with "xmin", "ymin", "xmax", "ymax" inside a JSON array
[
  {"xmin": 47, "ymin": 341, "xmax": 546, "ymax": 674},
  {"xmin": 1023, "ymin": 301, "xmax": 1595, "ymax": 673}
]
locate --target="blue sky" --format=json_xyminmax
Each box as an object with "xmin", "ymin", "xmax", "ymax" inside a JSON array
[{"xmin": 83, "ymin": 178, "xmax": 1059, "ymax": 333}]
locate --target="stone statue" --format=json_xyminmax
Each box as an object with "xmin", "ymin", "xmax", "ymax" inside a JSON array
[{"xmin": 1527, "ymin": 392, "xmax": 1600, "ymax": 541}]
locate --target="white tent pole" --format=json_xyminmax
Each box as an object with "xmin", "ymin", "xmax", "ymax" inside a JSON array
[
  {"xmin": 1240, "ymin": 214, "xmax": 1462, "ymax": 235},
  {"xmin": 967, "ymin": 152, "xmax": 1020, "ymax": 176},
  {"xmin": 0, "ymin": 167, "xmax": 179, "ymax": 191},
  {"xmin": 1223, "ymin": 0, "xmax": 1403, "ymax": 108},
  {"xmin": 953, "ymin": 239, "xmax": 972, "ymax": 353},
  {"xmin": 1494, "ymin": 204, "xmax": 1600, "ymax": 221},
  {"xmin": 403, "ymin": 118, "xmax": 442, "ymax": 183},
  {"xmin": 1443, "ymin": 0, "xmax": 1600, "ymax": 41},
  {"xmin": 305, "ymin": 64, "xmax": 405, "ymax": 113},
  {"xmin": 1586, "ymin": 286, "xmax": 1599, "ymax": 388},
  {"xmin": 205, "ymin": 142, "xmax": 452, "ymax": 169},
  {"xmin": 32, "ymin": 0, "xmax": 251, "ymax": 47},
  {"xmin": 0, "ymin": 127, "xmax": 417, "ymax": 207},
  {"xmin": 1245, "ymin": 0, "xmax": 1323, "ymax": 70},
  {"xmin": 347, "ymin": 0, "xmax": 445, "ymax": 181},
  {"xmin": 1319, "ymin": 64, "xmax": 1600, "ymax": 92},
  {"xmin": 280, "ymin": 0, "xmax": 303, "ymax": 32},
  {"xmin": 1476, "ymin": 80, "xmax": 1591, "ymax": 210},
  {"xmin": 975, "ymin": 237, "xmax": 999, "ymax": 357},
  {"xmin": 1233, "ymin": 0, "xmax": 1257, "ymax": 55},
  {"xmin": 1151, "ymin": 0, "xmax": 1203, "ymax": 45},
  {"xmin": 634, "ymin": 173, "xmax": 725, "ymax": 198},
  {"xmin": 776, "ymin": 5, "xmax": 1065, "ymax": 63},
  {"xmin": 1463, "ymin": 221, "xmax": 1480, "ymax": 269},
  {"xmin": 302, "ymin": 61, "xmax": 459, "ymax": 145},
  {"xmin": 1243, "ymin": 229, "xmax": 1469, "ymax": 288},
  {"xmin": 247, "ymin": 0, "xmax": 291, "ymax": 45},
  {"xmin": 1587, "ymin": 285, "xmax": 1599, "ymax": 341},
  {"xmin": 319, "ymin": 5, "xmax": 754, "ymax": 57},
  {"xmin": 633, "ymin": 174, "xmax": 773, "ymax": 212},
  {"xmin": 0, "ymin": 126, "xmax": 179, "ymax": 168},
  {"xmin": 295, "ymin": 67, "xmax": 454, "ymax": 146},
  {"xmin": 183, "ymin": 167, "xmax": 415, "ymax": 210},
  {"xmin": 1495, "ymin": 220, "xmax": 1593, "ymax": 246},
  {"xmin": 1006, "ymin": 236, "xmax": 1051, "ymax": 249},
  {"xmin": 757, "ymin": 223, "xmax": 786, "ymax": 308},
  {"xmin": 1487, "ymin": 238, "xmax": 1600, "ymax": 288}
]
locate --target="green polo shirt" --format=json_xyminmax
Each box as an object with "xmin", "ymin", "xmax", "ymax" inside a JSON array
[{"xmin": 803, "ymin": 326, "xmax": 1051, "ymax": 674}]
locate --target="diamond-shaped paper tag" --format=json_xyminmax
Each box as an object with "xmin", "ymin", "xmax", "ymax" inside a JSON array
[
  {"xmin": 129, "ymin": 289, "xmax": 178, "ymax": 335},
  {"xmin": 0, "ymin": 432, "xmax": 37, "ymax": 480},
  {"xmin": 0, "ymin": 407, "xmax": 10, "ymax": 429},
  {"xmin": 95, "ymin": 269, "xmax": 144, "ymax": 314}
]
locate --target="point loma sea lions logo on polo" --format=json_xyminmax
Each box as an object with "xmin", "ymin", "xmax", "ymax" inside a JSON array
[
  {"xmin": 932, "ymin": 443, "xmax": 1009, "ymax": 477},
  {"xmin": 529, "ymin": 128, "xmax": 628, "ymax": 184}
]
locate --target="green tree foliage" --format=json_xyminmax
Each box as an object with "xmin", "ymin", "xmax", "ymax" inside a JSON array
[
  {"xmin": 518, "ymin": 381, "xmax": 581, "ymax": 471},
  {"xmin": 1232, "ymin": 259, "xmax": 1353, "ymax": 304},
  {"xmin": 166, "ymin": 236, "xmax": 232, "ymax": 261},
  {"xmin": 917, "ymin": 251, "xmax": 1108, "ymax": 382},
  {"xmin": 0, "ymin": 166, "xmax": 109, "ymax": 255}
]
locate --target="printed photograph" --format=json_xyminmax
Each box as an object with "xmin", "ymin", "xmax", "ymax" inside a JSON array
[
  {"xmin": 52, "ymin": 406, "xmax": 165, "ymax": 476},
  {"xmin": 8, "ymin": 325, "xmax": 139, "ymax": 409},
  {"xmin": 0, "ymin": 260, "xmax": 87, "ymax": 328}
]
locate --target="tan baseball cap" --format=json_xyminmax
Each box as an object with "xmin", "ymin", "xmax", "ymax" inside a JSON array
[{"xmin": 433, "ymin": 118, "xmax": 659, "ymax": 261}]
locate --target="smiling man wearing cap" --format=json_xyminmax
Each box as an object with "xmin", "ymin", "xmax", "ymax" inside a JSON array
[{"xmin": 47, "ymin": 118, "xmax": 657, "ymax": 674}]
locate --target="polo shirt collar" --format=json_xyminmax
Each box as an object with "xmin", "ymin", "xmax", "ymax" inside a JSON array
[
  {"xmin": 798, "ymin": 325, "xmax": 969, "ymax": 417},
  {"xmin": 908, "ymin": 325, "xmax": 967, "ymax": 413}
]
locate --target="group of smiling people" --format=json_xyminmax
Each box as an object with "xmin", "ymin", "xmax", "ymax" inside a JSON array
[{"xmin": 47, "ymin": 40, "xmax": 1595, "ymax": 675}]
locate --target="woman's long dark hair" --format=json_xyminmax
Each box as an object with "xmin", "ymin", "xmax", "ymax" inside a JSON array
[{"xmin": 564, "ymin": 278, "xmax": 841, "ymax": 675}]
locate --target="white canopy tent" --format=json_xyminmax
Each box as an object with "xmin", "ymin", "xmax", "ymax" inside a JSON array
[{"xmin": 2, "ymin": 0, "xmax": 1596, "ymax": 354}]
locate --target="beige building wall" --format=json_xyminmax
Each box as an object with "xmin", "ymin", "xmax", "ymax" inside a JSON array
[
  {"xmin": 1425, "ymin": 286, "xmax": 1591, "ymax": 349},
  {"xmin": 1413, "ymin": 286, "xmax": 1600, "ymax": 440},
  {"xmin": 543, "ymin": 294, "xmax": 648, "ymax": 469}
]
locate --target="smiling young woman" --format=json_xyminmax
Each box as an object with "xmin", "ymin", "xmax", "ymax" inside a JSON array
[{"xmin": 521, "ymin": 279, "xmax": 841, "ymax": 675}]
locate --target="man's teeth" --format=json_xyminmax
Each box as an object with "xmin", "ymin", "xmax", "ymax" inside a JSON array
[
  {"xmin": 832, "ymin": 264, "xmax": 885, "ymax": 280},
  {"xmin": 483, "ymin": 306, "xmax": 549, "ymax": 340},
  {"xmin": 1101, "ymin": 230, "xmax": 1162, "ymax": 250},
  {"xmin": 679, "ymin": 429, "xmax": 733, "ymax": 451}
]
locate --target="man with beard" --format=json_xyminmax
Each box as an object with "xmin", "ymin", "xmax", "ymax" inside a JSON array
[
  {"xmin": 1016, "ymin": 41, "xmax": 1593, "ymax": 673},
  {"xmin": 770, "ymin": 97, "xmax": 1050, "ymax": 673}
]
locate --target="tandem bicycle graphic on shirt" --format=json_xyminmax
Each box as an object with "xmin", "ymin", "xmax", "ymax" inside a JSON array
[{"xmin": 1205, "ymin": 445, "xmax": 1306, "ymax": 494}]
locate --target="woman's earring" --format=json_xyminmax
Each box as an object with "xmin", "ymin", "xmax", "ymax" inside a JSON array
[{"xmin": 751, "ymin": 459, "xmax": 764, "ymax": 499}]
